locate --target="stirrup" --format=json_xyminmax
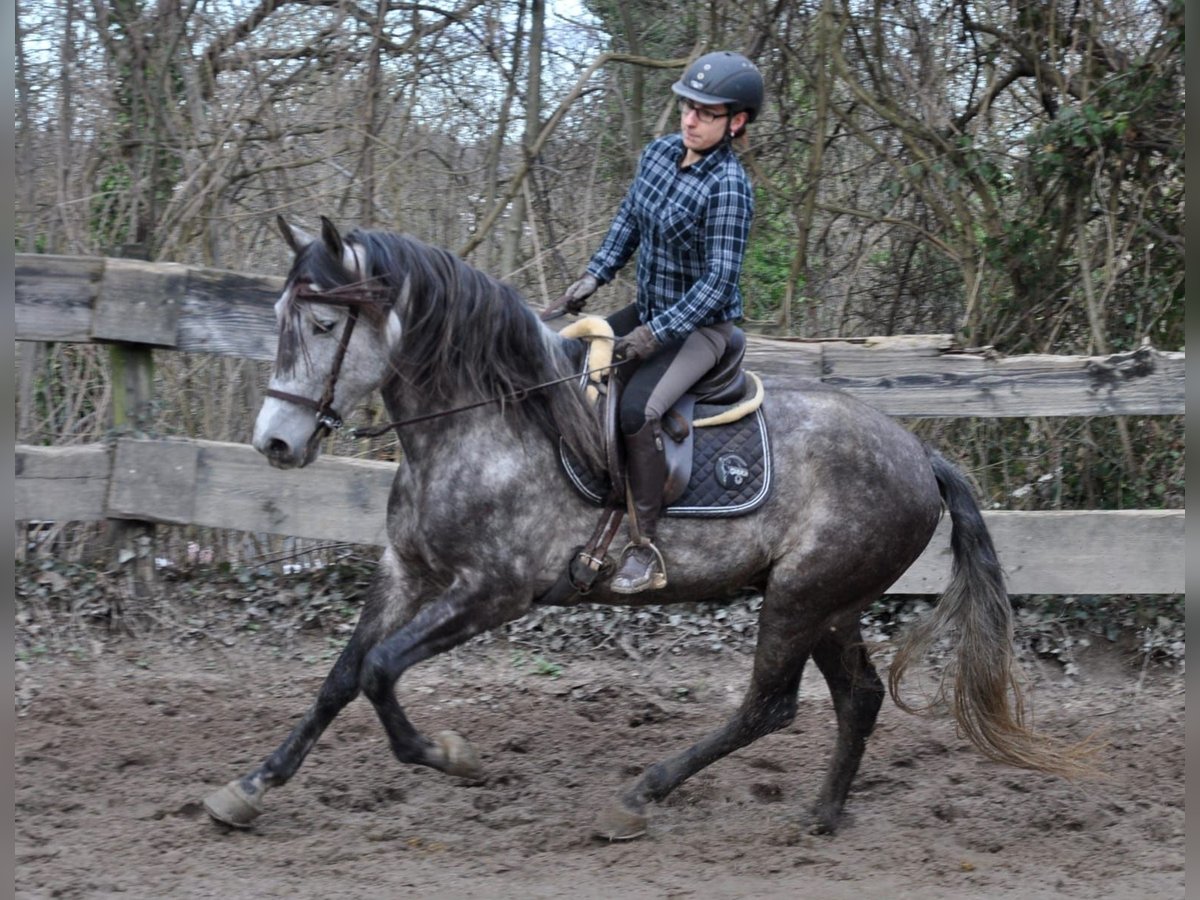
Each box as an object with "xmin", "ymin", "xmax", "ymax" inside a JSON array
[{"xmin": 610, "ymin": 541, "xmax": 668, "ymax": 594}]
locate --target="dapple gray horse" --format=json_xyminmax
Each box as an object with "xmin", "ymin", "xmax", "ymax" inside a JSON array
[{"xmin": 204, "ymin": 217, "xmax": 1082, "ymax": 839}]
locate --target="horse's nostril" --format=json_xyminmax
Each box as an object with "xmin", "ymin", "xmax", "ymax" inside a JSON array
[{"xmin": 266, "ymin": 438, "xmax": 292, "ymax": 458}]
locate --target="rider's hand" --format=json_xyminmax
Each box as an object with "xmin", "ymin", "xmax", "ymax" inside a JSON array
[
  {"xmin": 613, "ymin": 324, "xmax": 660, "ymax": 362},
  {"xmin": 559, "ymin": 274, "xmax": 599, "ymax": 314}
]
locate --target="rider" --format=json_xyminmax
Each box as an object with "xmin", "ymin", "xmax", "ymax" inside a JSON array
[{"xmin": 558, "ymin": 50, "xmax": 763, "ymax": 594}]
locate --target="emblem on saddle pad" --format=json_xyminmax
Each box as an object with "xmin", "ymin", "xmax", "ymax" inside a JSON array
[{"xmin": 715, "ymin": 453, "xmax": 751, "ymax": 490}]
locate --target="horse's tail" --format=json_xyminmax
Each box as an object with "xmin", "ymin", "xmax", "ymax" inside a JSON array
[{"xmin": 888, "ymin": 448, "xmax": 1095, "ymax": 778}]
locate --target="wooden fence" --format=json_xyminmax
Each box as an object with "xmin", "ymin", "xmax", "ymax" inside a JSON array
[{"xmin": 15, "ymin": 253, "xmax": 1187, "ymax": 594}]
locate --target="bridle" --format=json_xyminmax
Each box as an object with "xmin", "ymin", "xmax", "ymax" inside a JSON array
[{"xmin": 264, "ymin": 278, "xmax": 391, "ymax": 434}]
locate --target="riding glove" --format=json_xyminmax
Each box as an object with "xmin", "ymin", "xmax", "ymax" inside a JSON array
[
  {"xmin": 559, "ymin": 274, "xmax": 599, "ymax": 314},
  {"xmin": 613, "ymin": 324, "xmax": 660, "ymax": 362}
]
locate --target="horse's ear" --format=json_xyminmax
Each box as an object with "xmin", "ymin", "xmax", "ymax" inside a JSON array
[
  {"xmin": 277, "ymin": 215, "xmax": 315, "ymax": 254},
  {"xmin": 319, "ymin": 216, "xmax": 345, "ymax": 264}
]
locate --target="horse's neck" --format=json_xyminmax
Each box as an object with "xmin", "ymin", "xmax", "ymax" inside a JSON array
[
  {"xmin": 374, "ymin": 317, "xmax": 592, "ymax": 465},
  {"xmin": 379, "ymin": 379, "xmax": 539, "ymax": 459},
  {"xmin": 398, "ymin": 417, "xmax": 550, "ymax": 504}
]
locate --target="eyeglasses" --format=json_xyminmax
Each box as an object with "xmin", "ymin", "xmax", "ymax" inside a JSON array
[{"xmin": 677, "ymin": 97, "xmax": 730, "ymax": 124}]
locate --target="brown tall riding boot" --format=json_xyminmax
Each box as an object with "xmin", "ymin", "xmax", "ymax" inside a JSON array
[{"xmin": 611, "ymin": 420, "xmax": 668, "ymax": 594}]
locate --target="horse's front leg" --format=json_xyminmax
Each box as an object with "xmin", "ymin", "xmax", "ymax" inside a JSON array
[
  {"xmin": 358, "ymin": 574, "xmax": 525, "ymax": 777},
  {"xmin": 204, "ymin": 549, "xmax": 421, "ymax": 828},
  {"xmin": 203, "ymin": 633, "xmax": 368, "ymax": 828}
]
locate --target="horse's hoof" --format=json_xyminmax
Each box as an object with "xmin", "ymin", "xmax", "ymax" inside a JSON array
[
  {"xmin": 203, "ymin": 779, "xmax": 263, "ymax": 828},
  {"xmin": 433, "ymin": 731, "xmax": 483, "ymax": 779},
  {"xmin": 592, "ymin": 802, "xmax": 648, "ymax": 842},
  {"xmin": 805, "ymin": 804, "xmax": 840, "ymax": 836}
]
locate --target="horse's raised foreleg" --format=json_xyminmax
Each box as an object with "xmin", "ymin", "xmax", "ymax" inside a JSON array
[
  {"xmin": 204, "ymin": 553, "xmax": 417, "ymax": 828},
  {"xmin": 358, "ymin": 580, "xmax": 522, "ymax": 778},
  {"xmin": 204, "ymin": 634, "xmax": 368, "ymax": 827},
  {"xmin": 806, "ymin": 615, "xmax": 885, "ymax": 834},
  {"xmin": 594, "ymin": 592, "xmax": 821, "ymax": 841}
]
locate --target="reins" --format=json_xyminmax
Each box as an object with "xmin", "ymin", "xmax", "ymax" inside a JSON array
[
  {"xmin": 269, "ymin": 276, "xmax": 627, "ymax": 440},
  {"xmin": 347, "ymin": 360, "xmax": 627, "ymax": 439}
]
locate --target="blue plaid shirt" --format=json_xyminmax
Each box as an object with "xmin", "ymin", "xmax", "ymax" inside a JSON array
[{"xmin": 586, "ymin": 134, "xmax": 753, "ymax": 344}]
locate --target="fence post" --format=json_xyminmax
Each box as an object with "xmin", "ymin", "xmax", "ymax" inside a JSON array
[
  {"xmin": 105, "ymin": 236, "xmax": 163, "ymax": 603},
  {"xmin": 108, "ymin": 342, "xmax": 158, "ymax": 599},
  {"xmin": 106, "ymin": 340, "xmax": 157, "ymax": 602}
]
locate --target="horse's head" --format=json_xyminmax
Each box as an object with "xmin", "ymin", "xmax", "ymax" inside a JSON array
[{"xmin": 253, "ymin": 216, "xmax": 404, "ymax": 468}]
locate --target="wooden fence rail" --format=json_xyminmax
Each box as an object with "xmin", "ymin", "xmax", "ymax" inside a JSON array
[
  {"xmin": 14, "ymin": 439, "xmax": 1183, "ymax": 595},
  {"xmin": 16, "ymin": 253, "xmax": 1185, "ymax": 417},
  {"xmin": 14, "ymin": 253, "xmax": 1187, "ymax": 595}
]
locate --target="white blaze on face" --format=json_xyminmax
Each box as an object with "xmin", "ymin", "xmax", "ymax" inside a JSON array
[{"xmin": 254, "ymin": 284, "xmax": 315, "ymax": 456}]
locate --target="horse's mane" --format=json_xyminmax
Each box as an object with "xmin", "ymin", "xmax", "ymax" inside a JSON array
[{"xmin": 343, "ymin": 229, "xmax": 602, "ymax": 469}]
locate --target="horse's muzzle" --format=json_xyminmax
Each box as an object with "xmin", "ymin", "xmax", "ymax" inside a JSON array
[
  {"xmin": 253, "ymin": 397, "xmax": 328, "ymax": 469},
  {"xmin": 256, "ymin": 431, "xmax": 322, "ymax": 469},
  {"xmin": 261, "ymin": 438, "xmax": 302, "ymax": 469}
]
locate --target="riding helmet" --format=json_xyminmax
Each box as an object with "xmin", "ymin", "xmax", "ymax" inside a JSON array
[{"xmin": 671, "ymin": 51, "xmax": 765, "ymax": 122}]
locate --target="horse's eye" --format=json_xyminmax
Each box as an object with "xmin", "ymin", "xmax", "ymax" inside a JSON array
[{"xmin": 311, "ymin": 317, "xmax": 336, "ymax": 336}]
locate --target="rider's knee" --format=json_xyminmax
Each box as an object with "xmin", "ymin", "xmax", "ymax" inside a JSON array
[{"xmin": 620, "ymin": 406, "xmax": 655, "ymax": 436}]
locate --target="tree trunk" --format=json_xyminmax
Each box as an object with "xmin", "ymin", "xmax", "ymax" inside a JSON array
[{"xmin": 501, "ymin": 0, "xmax": 543, "ymax": 278}]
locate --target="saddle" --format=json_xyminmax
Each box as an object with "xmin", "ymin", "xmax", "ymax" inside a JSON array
[
  {"xmin": 558, "ymin": 317, "xmax": 772, "ymax": 518},
  {"xmin": 537, "ymin": 317, "xmax": 772, "ymax": 605}
]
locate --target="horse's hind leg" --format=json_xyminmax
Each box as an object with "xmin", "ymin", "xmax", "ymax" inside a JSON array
[
  {"xmin": 807, "ymin": 614, "xmax": 885, "ymax": 834},
  {"xmin": 594, "ymin": 587, "xmax": 821, "ymax": 841}
]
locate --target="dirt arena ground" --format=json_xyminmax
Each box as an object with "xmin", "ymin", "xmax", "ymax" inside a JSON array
[{"xmin": 15, "ymin": 622, "xmax": 1184, "ymax": 900}]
